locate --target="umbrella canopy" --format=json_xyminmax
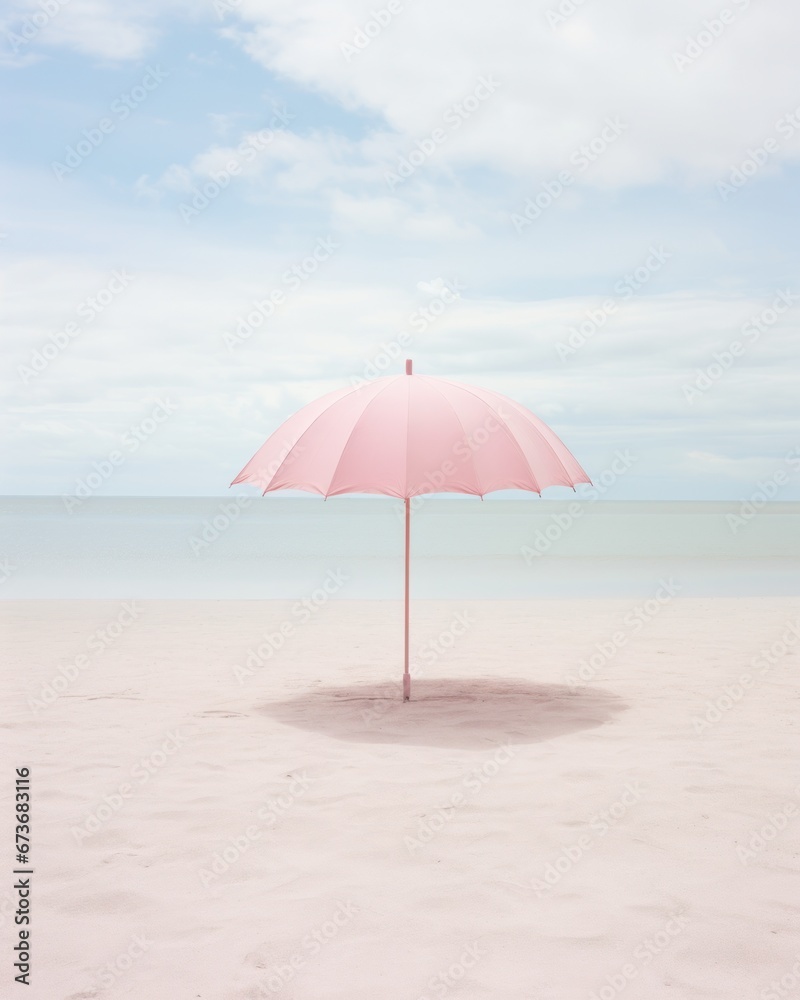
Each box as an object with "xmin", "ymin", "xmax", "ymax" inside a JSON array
[
  {"xmin": 232, "ymin": 360, "xmax": 591, "ymax": 698},
  {"xmin": 233, "ymin": 362, "xmax": 589, "ymax": 498}
]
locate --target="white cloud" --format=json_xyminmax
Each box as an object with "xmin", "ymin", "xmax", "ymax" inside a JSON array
[
  {"xmin": 136, "ymin": 0, "xmax": 800, "ymax": 253},
  {"xmin": 151, "ymin": 127, "xmax": 394, "ymax": 195},
  {"xmin": 146, "ymin": 122, "xmax": 476, "ymax": 240},
  {"xmin": 220, "ymin": 0, "xmax": 800, "ymax": 186},
  {"xmin": 3, "ymin": 0, "xmax": 154, "ymax": 61},
  {"xmin": 1, "ymin": 0, "xmax": 201, "ymax": 61},
  {"xmin": 330, "ymin": 191, "xmax": 476, "ymax": 240}
]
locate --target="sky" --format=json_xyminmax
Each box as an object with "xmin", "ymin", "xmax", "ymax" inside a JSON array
[{"xmin": 1, "ymin": 0, "xmax": 799, "ymax": 501}]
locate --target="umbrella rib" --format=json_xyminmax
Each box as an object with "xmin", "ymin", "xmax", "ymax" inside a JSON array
[
  {"xmin": 420, "ymin": 377, "xmax": 487, "ymax": 496},
  {"xmin": 255, "ymin": 379, "xmax": 397, "ymax": 494},
  {"xmin": 498, "ymin": 394, "xmax": 584, "ymax": 486},
  {"xmin": 323, "ymin": 375, "xmax": 403, "ymax": 498},
  {"xmin": 432, "ymin": 377, "xmax": 575, "ymax": 489},
  {"xmin": 232, "ymin": 382, "xmax": 357, "ymax": 489},
  {"xmin": 421, "ymin": 376, "xmax": 542, "ymax": 493}
]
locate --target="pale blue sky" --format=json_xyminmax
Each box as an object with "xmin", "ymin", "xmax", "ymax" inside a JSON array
[{"xmin": 2, "ymin": 0, "xmax": 799, "ymax": 500}]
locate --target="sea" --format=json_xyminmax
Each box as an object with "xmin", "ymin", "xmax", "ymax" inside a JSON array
[{"xmin": 2, "ymin": 497, "xmax": 799, "ymax": 600}]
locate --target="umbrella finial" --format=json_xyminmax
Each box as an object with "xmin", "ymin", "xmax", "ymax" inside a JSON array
[{"xmin": 405, "ymin": 359, "xmax": 413, "ymax": 375}]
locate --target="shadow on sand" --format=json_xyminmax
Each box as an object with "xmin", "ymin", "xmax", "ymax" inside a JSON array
[{"xmin": 257, "ymin": 677, "xmax": 628, "ymax": 750}]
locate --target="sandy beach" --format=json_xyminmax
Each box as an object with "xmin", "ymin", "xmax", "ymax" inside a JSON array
[{"xmin": 3, "ymin": 596, "xmax": 799, "ymax": 999}]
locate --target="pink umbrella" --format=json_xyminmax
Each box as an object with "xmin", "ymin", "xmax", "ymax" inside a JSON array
[{"xmin": 232, "ymin": 360, "xmax": 590, "ymax": 700}]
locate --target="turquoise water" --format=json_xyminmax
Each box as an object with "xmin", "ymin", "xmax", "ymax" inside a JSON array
[{"xmin": 1, "ymin": 497, "xmax": 799, "ymax": 598}]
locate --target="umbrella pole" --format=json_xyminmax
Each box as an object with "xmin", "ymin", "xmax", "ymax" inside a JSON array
[{"xmin": 403, "ymin": 497, "xmax": 411, "ymax": 701}]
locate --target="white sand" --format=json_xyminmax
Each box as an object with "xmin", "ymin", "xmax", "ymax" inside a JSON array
[{"xmin": 2, "ymin": 597, "xmax": 800, "ymax": 1000}]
